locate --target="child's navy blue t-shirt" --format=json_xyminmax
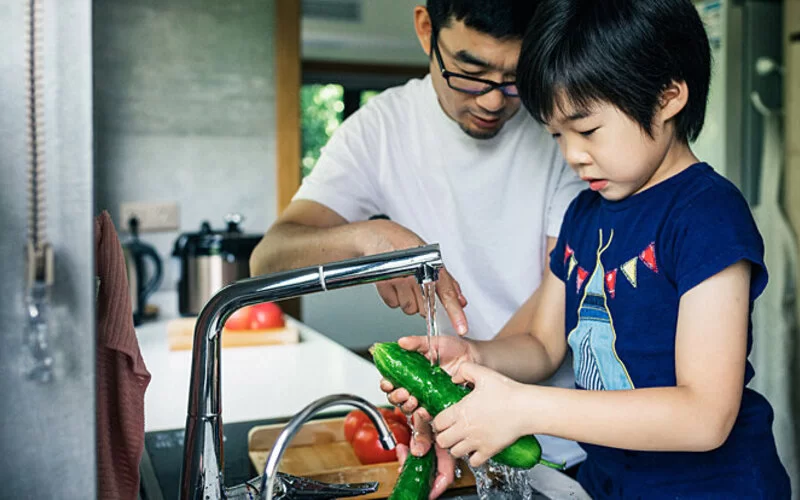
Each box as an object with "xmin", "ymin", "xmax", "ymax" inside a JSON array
[{"xmin": 550, "ymin": 163, "xmax": 790, "ymax": 498}]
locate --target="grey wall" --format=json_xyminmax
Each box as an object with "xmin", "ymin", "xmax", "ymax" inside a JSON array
[
  {"xmin": 93, "ymin": 0, "xmax": 278, "ymax": 292},
  {"xmin": 0, "ymin": 0, "xmax": 97, "ymax": 496},
  {"xmin": 91, "ymin": 0, "xmax": 425, "ymax": 350}
]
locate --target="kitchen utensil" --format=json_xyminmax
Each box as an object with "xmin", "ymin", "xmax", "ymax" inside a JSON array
[
  {"xmin": 172, "ymin": 213, "xmax": 262, "ymax": 316},
  {"xmin": 123, "ymin": 216, "xmax": 163, "ymax": 326},
  {"xmin": 166, "ymin": 317, "xmax": 300, "ymax": 350}
]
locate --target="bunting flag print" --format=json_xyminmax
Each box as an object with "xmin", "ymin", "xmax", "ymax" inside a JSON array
[
  {"xmin": 639, "ymin": 242, "xmax": 658, "ymax": 273},
  {"xmin": 605, "ymin": 269, "xmax": 617, "ymax": 298},
  {"xmin": 576, "ymin": 267, "xmax": 589, "ymax": 292},
  {"xmin": 566, "ymin": 240, "xmax": 657, "ymax": 296},
  {"xmin": 567, "ymin": 255, "xmax": 578, "ymax": 280},
  {"xmin": 620, "ymin": 257, "xmax": 638, "ymax": 288},
  {"xmin": 564, "ymin": 244, "xmax": 574, "ymax": 265}
]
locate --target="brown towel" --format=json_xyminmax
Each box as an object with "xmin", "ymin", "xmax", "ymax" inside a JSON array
[{"xmin": 95, "ymin": 211, "xmax": 152, "ymax": 500}]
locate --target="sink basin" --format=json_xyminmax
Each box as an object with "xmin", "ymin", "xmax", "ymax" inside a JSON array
[{"xmin": 439, "ymin": 464, "xmax": 589, "ymax": 500}]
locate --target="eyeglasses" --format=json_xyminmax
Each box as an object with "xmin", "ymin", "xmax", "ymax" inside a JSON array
[{"xmin": 431, "ymin": 30, "xmax": 519, "ymax": 98}]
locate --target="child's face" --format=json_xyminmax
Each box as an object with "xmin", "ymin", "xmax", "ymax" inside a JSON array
[{"xmin": 544, "ymin": 96, "xmax": 678, "ymax": 201}]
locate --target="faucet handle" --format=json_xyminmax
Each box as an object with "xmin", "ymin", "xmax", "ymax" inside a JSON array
[
  {"xmin": 226, "ymin": 472, "xmax": 379, "ymax": 499},
  {"xmin": 274, "ymin": 472, "xmax": 379, "ymax": 498}
]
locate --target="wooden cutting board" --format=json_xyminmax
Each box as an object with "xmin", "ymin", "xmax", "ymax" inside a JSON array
[
  {"xmin": 248, "ymin": 416, "xmax": 475, "ymax": 499},
  {"xmin": 166, "ymin": 317, "xmax": 300, "ymax": 351}
]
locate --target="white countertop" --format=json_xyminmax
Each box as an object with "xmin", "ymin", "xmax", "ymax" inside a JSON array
[{"xmin": 136, "ymin": 291, "xmax": 388, "ymax": 432}]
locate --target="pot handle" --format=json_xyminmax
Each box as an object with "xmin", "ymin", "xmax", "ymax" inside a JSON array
[{"xmin": 139, "ymin": 245, "xmax": 164, "ymax": 304}]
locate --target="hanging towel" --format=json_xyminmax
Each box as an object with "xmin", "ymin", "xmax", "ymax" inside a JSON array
[
  {"xmin": 95, "ymin": 211, "xmax": 152, "ymax": 500},
  {"xmin": 750, "ymin": 112, "xmax": 799, "ymax": 497}
]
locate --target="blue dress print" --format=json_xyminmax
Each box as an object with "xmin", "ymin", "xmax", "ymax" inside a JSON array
[{"xmin": 567, "ymin": 230, "xmax": 634, "ymax": 391}]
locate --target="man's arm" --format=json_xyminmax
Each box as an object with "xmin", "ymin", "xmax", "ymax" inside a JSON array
[
  {"xmin": 250, "ymin": 199, "xmax": 469, "ymax": 334},
  {"xmin": 250, "ymin": 200, "xmax": 369, "ymax": 275}
]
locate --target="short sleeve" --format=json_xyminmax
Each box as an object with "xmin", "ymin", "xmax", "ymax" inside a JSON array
[
  {"xmin": 293, "ymin": 105, "xmax": 383, "ymax": 222},
  {"xmin": 549, "ymin": 195, "xmax": 580, "ymax": 282},
  {"xmin": 666, "ymin": 185, "xmax": 767, "ymax": 300},
  {"xmin": 545, "ymin": 159, "xmax": 585, "ymax": 238}
]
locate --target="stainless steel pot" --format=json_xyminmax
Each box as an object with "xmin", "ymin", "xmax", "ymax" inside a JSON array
[{"xmin": 172, "ymin": 214, "xmax": 262, "ymax": 316}]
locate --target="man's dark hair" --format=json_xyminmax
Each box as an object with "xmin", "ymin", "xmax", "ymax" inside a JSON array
[
  {"xmin": 517, "ymin": 0, "xmax": 711, "ymax": 143},
  {"xmin": 426, "ymin": 0, "xmax": 537, "ymax": 39}
]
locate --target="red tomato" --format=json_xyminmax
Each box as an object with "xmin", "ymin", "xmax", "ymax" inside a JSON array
[
  {"xmin": 248, "ymin": 302, "xmax": 285, "ymax": 329},
  {"xmin": 343, "ymin": 410, "xmax": 372, "ymax": 443},
  {"xmin": 392, "ymin": 406, "xmax": 409, "ymax": 423},
  {"xmin": 379, "ymin": 407, "xmax": 409, "ymax": 426},
  {"xmin": 224, "ymin": 303, "xmax": 284, "ymax": 331},
  {"xmin": 224, "ymin": 306, "xmax": 253, "ymax": 330},
  {"xmin": 351, "ymin": 421, "xmax": 411, "ymax": 465}
]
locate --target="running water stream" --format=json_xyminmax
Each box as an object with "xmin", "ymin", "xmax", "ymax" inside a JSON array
[{"xmin": 421, "ymin": 281, "xmax": 439, "ymax": 366}]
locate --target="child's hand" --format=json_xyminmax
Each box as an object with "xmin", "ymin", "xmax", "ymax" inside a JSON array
[
  {"xmin": 381, "ymin": 335, "xmax": 479, "ymax": 414},
  {"xmin": 432, "ymin": 362, "xmax": 526, "ymax": 468}
]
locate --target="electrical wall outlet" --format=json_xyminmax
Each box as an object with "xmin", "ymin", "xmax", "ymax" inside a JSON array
[{"xmin": 120, "ymin": 201, "xmax": 180, "ymax": 232}]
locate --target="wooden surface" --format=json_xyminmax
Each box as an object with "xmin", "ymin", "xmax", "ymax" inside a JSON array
[
  {"xmin": 275, "ymin": 0, "xmax": 302, "ymax": 214},
  {"xmin": 166, "ymin": 317, "xmax": 299, "ymax": 350},
  {"xmin": 248, "ymin": 417, "xmax": 475, "ymax": 499}
]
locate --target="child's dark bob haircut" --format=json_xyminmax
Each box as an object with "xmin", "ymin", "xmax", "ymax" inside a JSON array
[{"xmin": 518, "ymin": 0, "xmax": 711, "ymax": 143}]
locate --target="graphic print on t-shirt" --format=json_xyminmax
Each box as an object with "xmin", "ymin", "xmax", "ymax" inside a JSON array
[{"xmin": 567, "ymin": 230, "xmax": 635, "ymax": 390}]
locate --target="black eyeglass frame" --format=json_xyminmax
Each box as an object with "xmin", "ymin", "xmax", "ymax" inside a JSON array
[{"xmin": 430, "ymin": 29, "xmax": 519, "ymax": 98}]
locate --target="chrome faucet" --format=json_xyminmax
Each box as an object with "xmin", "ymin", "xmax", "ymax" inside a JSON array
[
  {"xmin": 259, "ymin": 394, "xmax": 396, "ymax": 500},
  {"xmin": 179, "ymin": 244, "xmax": 444, "ymax": 500}
]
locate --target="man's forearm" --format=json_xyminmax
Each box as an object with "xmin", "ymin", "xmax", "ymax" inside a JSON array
[{"xmin": 249, "ymin": 221, "xmax": 371, "ymax": 276}]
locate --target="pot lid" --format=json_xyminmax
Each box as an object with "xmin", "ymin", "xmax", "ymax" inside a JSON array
[{"xmin": 172, "ymin": 214, "xmax": 262, "ymax": 258}]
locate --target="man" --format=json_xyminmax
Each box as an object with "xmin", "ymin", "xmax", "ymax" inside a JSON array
[{"xmin": 251, "ymin": 0, "xmax": 585, "ymax": 495}]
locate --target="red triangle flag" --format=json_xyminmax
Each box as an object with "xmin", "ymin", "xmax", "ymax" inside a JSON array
[
  {"xmin": 564, "ymin": 244, "xmax": 574, "ymax": 265},
  {"xmin": 576, "ymin": 267, "xmax": 589, "ymax": 292},
  {"xmin": 640, "ymin": 242, "xmax": 658, "ymax": 273},
  {"xmin": 605, "ymin": 269, "xmax": 617, "ymax": 298}
]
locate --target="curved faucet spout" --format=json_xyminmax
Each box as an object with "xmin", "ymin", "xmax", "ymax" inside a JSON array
[{"xmin": 260, "ymin": 394, "xmax": 396, "ymax": 500}]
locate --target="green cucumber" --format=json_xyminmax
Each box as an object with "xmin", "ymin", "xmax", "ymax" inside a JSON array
[
  {"xmin": 388, "ymin": 448, "xmax": 436, "ymax": 500},
  {"xmin": 371, "ymin": 342, "xmax": 564, "ymax": 470}
]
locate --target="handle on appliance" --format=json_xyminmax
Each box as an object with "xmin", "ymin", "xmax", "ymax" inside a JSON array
[{"xmin": 139, "ymin": 245, "xmax": 164, "ymax": 305}]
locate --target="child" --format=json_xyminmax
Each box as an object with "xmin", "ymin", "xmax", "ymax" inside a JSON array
[{"xmin": 384, "ymin": 0, "xmax": 791, "ymax": 497}]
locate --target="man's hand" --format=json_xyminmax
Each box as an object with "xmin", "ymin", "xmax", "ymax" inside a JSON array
[
  {"xmin": 366, "ymin": 220, "xmax": 468, "ymax": 335},
  {"xmin": 380, "ymin": 335, "xmax": 479, "ymax": 413},
  {"xmin": 395, "ymin": 412, "xmax": 456, "ymax": 499}
]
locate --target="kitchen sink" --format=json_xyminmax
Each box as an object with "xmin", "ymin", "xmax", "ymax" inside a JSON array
[{"xmin": 140, "ymin": 414, "xmax": 584, "ymax": 500}]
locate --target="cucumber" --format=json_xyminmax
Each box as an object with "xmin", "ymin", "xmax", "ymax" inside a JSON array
[
  {"xmin": 371, "ymin": 342, "xmax": 564, "ymax": 470},
  {"xmin": 388, "ymin": 448, "xmax": 436, "ymax": 500}
]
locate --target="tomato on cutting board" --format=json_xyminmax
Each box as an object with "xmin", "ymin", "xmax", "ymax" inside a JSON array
[
  {"xmin": 344, "ymin": 410, "xmax": 373, "ymax": 443},
  {"xmin": 224, "ymin": 302, "xmax": 285, "ymax": 330},
  {"xmin": 351, "ymin": 421, "xmax": 411, "ymax": 465},
  {"xmin": 380, "ymin": 407, "xmax": 410, "ymax": 426}
]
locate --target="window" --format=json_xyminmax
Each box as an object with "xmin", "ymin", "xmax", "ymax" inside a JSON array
[
  {"xmin": 300, "ymin": 61, "xmax": 427, "ymax": 177},
  {"xmin": 300, "ymin": 84, "xmax": 383, "ymax": 177}
]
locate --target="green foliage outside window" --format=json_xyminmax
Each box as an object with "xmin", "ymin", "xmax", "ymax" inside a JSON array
[
  {"xmin": 301, "ymin": 85, "xmax": 383, "ymax": 178},
  {"xmin": 301, "ymin": 84, "xmax": 344, "ymax": 178},
  {"xmin": 360, "ymin": 90, "xmax": 381, "ymax": 107}
]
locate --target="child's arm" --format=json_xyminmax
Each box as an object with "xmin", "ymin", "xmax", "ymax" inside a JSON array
[
  {"xmin": 434, "ymin": 261, "xmax": 750, "ymax": 466},
  {"xmin": 476, "ymin": 265, "xmax": 569, "ymax": 384}
]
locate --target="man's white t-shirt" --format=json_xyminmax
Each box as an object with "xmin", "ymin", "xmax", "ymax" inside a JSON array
[{"xmin": 296, "ymin": 75, "xmax": 585, "ymax": 342}]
